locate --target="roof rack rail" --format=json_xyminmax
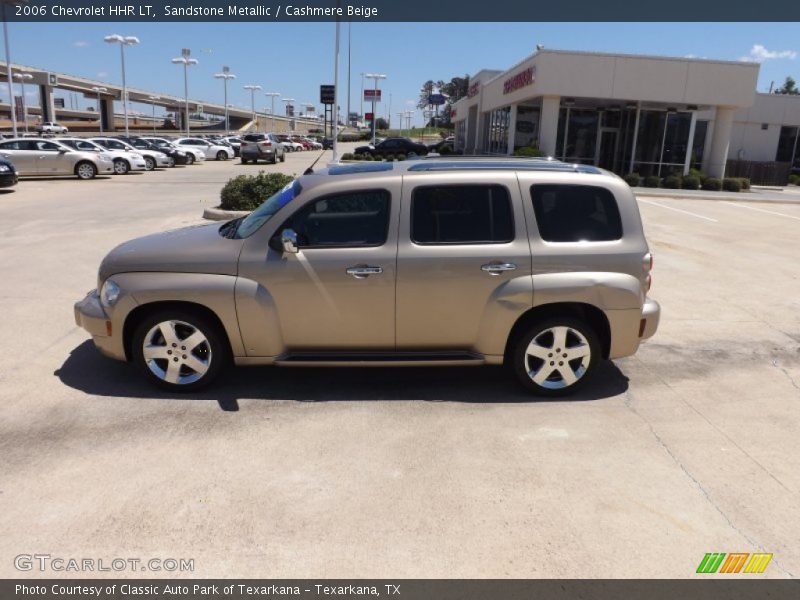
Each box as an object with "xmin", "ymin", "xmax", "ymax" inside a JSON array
[{"xmin": 407, "ymin": 159, "xmax": 601, "ymax": 174}]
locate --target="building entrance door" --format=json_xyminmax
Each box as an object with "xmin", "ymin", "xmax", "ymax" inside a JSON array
[{"xmin": 597, "ymin": 128, "xmax": 619, "ymax": 171}]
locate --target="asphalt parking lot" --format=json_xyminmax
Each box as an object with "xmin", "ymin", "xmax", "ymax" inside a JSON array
[{"xmin": 0, "ymin": 149, "xmax": 798, "ymax": 579}]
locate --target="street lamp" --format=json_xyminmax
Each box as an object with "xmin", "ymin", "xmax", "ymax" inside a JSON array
[
  {"xmin": 264, "ymin": 92, "xmax": 280, "ymax": 133},
  {"xmin": 364, "ymin": 73, "xmax": 386, "ymax": 144},
  {"xmin": 12, "ymin": 71, "xmax": 32, "ymax": 133},
  {"xmin": 90, "ymin": 86, "xmax": 108, "ymax": 133},
  {"xmin": 147, "ymin": 95, "xmax": 160, "ymax": 136},
  {"xmin": 213, "ymin": 67, "xmax": 236, "ymax": 134},
  {"xmin": 396, "ymin": 112, "xmax": 404, "ymax": 138},
  {"xmin": 104, "ymin": 34, "xmax": 139, "ymax": 137},
  {"xmin": 2, "ymin": 1, "xmax": 28, "ymax": 137},
  {"xmin": 243, "ymin": 84, "xmax": 262, "ymax": 131},
  {"xmin": 171, "ymin": 49, "xmax": 198, "ymax": 136}
]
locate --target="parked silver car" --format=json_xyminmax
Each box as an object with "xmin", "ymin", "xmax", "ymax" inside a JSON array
[
  {"xmin": 141, "ymin": 137, "xmax": 205, "ymax": 165},
  {"xmin": 0, "ymin": 138, "xmax": 113, "ymax": 179},
  {"xmin": 57, "ymin": 137, "xmax": 146, "ymax": 175},
  {"xmin": 75, "ymin": 158, "xmax": 659, "ymax": 394},
  {"xmin": 174, "ymin": 137, "xmax": 234, "ymax": 161},
  {"xmin": 90, "ymin": 137, "xmax": 170, "ymax": 172}
]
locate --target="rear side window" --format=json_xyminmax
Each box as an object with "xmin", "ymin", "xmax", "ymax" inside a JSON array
[
  {"xmin": 411, "ymin": 185, "xmax": 513, "ymax": 244},
  {"xmin": 243, "ymin": 134, "xmax": 266, "ymax": 142},
  {"xmin": 531, "ymin": 185, "xmax": 623, "ymax": 242}
]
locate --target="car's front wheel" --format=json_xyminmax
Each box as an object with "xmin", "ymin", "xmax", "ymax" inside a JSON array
[
  {"xmin": 74, "ymin": 161, "xmax": 97, "ymax": 180},
  {"xmin": 113, "ymin": 159, "xmax": 130, "ymax": 175},
  {"xmin": 185, "ymin": 153, "xmax": 195, "ymax": 165},
  {"xmin": 132, "ymin": 310, "xmax": 228, "ymax": 391},
  {"xmin": 216, "ymin": 150, "xmax": 227, "ymax": 161},
  {"xmin": 144, "ymin": 156, "xmax": 156, "ymax": 171},
  {"xmin": 512, "ymin": 317, "xmax": 600, "ymax": 396}
]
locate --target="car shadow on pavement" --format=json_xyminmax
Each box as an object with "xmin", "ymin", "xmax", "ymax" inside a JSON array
[{"xmin": 56, "ymin": 340, "xmax": 630, "ymax": 411}]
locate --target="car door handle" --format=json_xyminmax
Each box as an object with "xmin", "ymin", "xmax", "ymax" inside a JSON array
[
  {"xmin": 481, "ymin": 262, "xmax": 517, "ymax": 275},
  {"xmin": 346, "ymin": 266, "xmax": 383, "ymax": 279}
]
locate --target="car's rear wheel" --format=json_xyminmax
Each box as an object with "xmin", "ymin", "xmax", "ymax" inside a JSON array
[
  {"xmin": 132, "ymin": 310, "xmax": 228, "ymax": 391},
  {"xmin": 216, "ymin": 150, "xmax": 227, "ymax": 161},
  {"xmin": 113, "ymin": 159, "xmax": 130, "ymax": 175},
  {"xmin": 75, "ymin": 161, "xmax": 97, "ymax": 180},
  {"xmin": 167, "ymin": 156, "xmax": 176, "ymax": 168},
  {"xmin": 241, "ymin": 158, "xmax": 249, "ymax": 164},
  {"xmin": 185, "ymin": 153, "xmax": 195, "ymax": 165},
  {"xmin": 512, "ymin": 317, "xmax": 600, "ymax": 396},
  {"xmin": 280, "ymin": 151, "xmax": 286, "ymax": 163},
  {"xmin": 144, "ymin": 156, "xmax": 155, "ymax": 171},
  {"xmin": 270, "ymin": 152, "xmax": 278, "ymax": 164}
]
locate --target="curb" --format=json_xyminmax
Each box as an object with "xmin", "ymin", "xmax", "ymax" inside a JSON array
[
  {"xmin": 203, "ymin": 207, "xmax": 250, "ymax": 221},
  {"xmin": 632, "ymin": 188, "xmax": 800, "ymax": 205}
]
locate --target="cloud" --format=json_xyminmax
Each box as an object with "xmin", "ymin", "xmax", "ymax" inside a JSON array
[
  {"xmin": 740, "ymin": 44, "xmax": 797, "ymax": 63},
  {"xmin": 73, "ymin": 40, "xmax": 90, "ymax": 48},
  {"xmin": 96, "ymin": 71, "xmax": 108, "ymax": 78}
]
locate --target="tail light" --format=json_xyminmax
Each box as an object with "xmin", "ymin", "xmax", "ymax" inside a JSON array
[
  {"xmin": 260, "ymin": 141, "xmax": 272, "ymax": 148},
  {"xmin": 643, "ymin": 252, "xmax": 653, "ymax": 292}
]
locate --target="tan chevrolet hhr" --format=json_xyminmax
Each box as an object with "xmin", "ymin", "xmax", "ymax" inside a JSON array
[{"xmin": 75, "ymin": 158, "xmax": 660, "ymax": 396}]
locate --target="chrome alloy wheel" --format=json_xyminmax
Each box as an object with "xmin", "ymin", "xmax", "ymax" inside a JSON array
[
  {"xmin": 76, "ymin": 163, "xmax": 96, "ymax": 179},
  {"xmin": 142, "ymin": 320, "xmax": 212, "ymax": 385},
  {"xmin": 524, "ymin": 326, "xmax": 591, "ymax": 389}
]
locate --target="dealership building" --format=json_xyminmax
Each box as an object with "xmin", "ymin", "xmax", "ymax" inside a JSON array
[{"xmin": 451, "ymin": 49, "xmax": 800, "ymax": 181}]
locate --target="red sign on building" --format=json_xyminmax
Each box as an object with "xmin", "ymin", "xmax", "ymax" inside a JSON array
[
  {"xmin": 503, "ymin": 66, "xmax": 536, "ymax": 95},
  {"xmin": 467, "ymin": 81, "xmax": 481, "ymax": 98}
]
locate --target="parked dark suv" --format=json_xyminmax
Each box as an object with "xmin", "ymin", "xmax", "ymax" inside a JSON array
[
  {"xmin": 240, "ymin": 133, "xmax": 286, "ymax": 165},
  {"xmin": 356, "ymin": 137, "xmax": 428, "ymax": 157}
]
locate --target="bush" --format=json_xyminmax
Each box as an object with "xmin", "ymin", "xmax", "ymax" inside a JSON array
[
  {"xmin": 688, "ymin": 168, "xmax": 708, "ymax": 183},
  {"xmin": 736, "ymin": 177, "xmax": 751, "ymax": 190},
  {"xmin": 220, "ymin": 172, "xmax": 295, "ymax": 211},
  {"xmin": 513, "ymin": 146, "xmax": 546, "ymax": 157},
  {"xmin": 384, "ymin": 154, "xmax": 395, "ymax": 162},
  {"xmin": 341, "ymin": 153, "xmax": 354, "ymax": 161},
  {"xmin": 681, "ymin": 175, "xmax": 701, "ymax": 190},
  {"xmin": 722, "ymin": 178, "xmax": 742, "ymax": 192},
  {"xmin": 623, "ymin": 173, "xmax": 641, "ymax": 187},
  {"xmin": 643, "ymin": 175, "xmax": 661, "ymax": 188},
  {"xmin": 395, "ymin": 153, "xmax": 407, "ymax": 161},
  {"xmin": 438, "ymin": 144, "xmax": 453, "ymax": 155},
  {"xmin": 789, "ymin": 174, "xmax": 800, "ymax": 185},
  {"xmin": 701, "ymin": 177, "xmax": 722, "ymax": 191},
  {"xmin": 662, "ymin": 175, "xmax": 682, "ymax": 189}
]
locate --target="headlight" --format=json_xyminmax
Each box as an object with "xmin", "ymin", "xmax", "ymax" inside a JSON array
[
  {"xmin": 100, "ymin": 279, "xmax": 120, "ymax": 307},
  {"xmin": 0, "ymin": 164, "xmax": 9, "ymax": 172},
  {"xmin": 132, "ymin": 153, "xmax": 143, "ymax": 159},
  {"xmin": 99, "ymin": 154, "xmax": 113, "ymax": 163}
]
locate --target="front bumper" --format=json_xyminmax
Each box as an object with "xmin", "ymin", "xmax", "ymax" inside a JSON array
[
  {"xmin": 74, "ymin": 290, "xmax": 126, "ymax": 361},
  {"xmin": 0, "ymin": 173, "xmax": 18, "ymax": 187},
  {"xmin": 132, "ymin": 161, "xmax": 147, "ymax": 171},
  {"xmin": 641, "ymin": 297, "xmax": 661, "ymax": 340},
  {"xmin": 156, "ymin": 156, "xmax": 171, "ymax": 167}
]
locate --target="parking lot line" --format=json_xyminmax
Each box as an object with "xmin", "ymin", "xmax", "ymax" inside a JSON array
[
  {"xmin": 637, "ymin": 198, "xmax": 719, "ymax": 222},
  {"xmin": 722, "ymin": 201, "xmax": 800, "ymax": 222}
]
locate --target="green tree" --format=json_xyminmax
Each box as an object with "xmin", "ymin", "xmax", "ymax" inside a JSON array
[
  {"xmin": 417, "ymin": 74, "xmax": 471, "ymax": 128},
  {"xmin": 775, "ymin": 76, "xmax": 799, "ymax": 95},
  {"xmin": 374, "ymin": 117, "xmax": 389, "ymax": 130}
]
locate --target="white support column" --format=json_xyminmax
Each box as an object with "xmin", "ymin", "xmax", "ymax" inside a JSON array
[
  {"xmin": 706, "ymin": 106, "xmax": 735, "ymax": 179},
  {"xmin": 39, "ymin": 84, "xmax": 56, "ymax": 123},
  {"xmin": 538, "ymin": 95, "xmax": 560, "ymax": 157},
  {"xmin": 506, "ymin": 103, "xmax": 518, "ymax": 155},
  {"xmin": 683, "ymin": 110, "xmax": 698, "ymax": 175}
]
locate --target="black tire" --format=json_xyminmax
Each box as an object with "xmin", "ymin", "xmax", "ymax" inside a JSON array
[
  {"xmin": 131, "ymin": 309, "xmax": 229, "ymax": 392},
  {"xmin": 216, "ymin": 150, "xmax": 227, "ymax": 161},
  {"xmin": 511, "ymin": 317, "xmax": 600, "ymax": 397},
  {"xmin": 280, "ymin": 151, "xmax": 286, "ymax": 163},
  {"xmin": 185, "ymin": 154, "xmax": 195, "ymax": 165},
  {"xmin": 144, "ymin": 156, "xmax": 156, "ymax": 171},
  {"xmin": 167, "ymin": 156, "xmax": 176, "ymax": 168},
  {"xmin": 113, "ymin": 159, "xmax": 130, "ymax": 175},
  {"xmin": 270, "ymin": 152, "xmax": 278, "ymax": 165},
  {"xmin": 75, "ymin": 161, "xmax": 97, "ymax": 180},
  {"xmin": 241, "ymin": 158, "xmax": 249, "ymax": 165}
]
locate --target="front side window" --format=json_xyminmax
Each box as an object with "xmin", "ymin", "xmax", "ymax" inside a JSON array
[
  {"xmin": 411, "ymin": 185, "xmax": 514, "ymax": 245},
  {"xmin": 283, "ymin": 190, "xmax": 390, "ymax": 248},
  {"xmin": 36, "ymin": 141, "xmax": 61, "ymax": 151},
  {"xmin": 531, "ymin": 184, "xmax": 622, "ymax": 243}
]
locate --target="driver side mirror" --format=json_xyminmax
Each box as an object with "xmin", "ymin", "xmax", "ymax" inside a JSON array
[
  {"xmin": 280, "ymin": 228, "xmax": 299, "ymax": 254},
  {"xmin": 58, "ymin": 148, "xmax": 69, "ymax": 154}
]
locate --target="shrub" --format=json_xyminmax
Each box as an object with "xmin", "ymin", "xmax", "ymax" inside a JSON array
[
  {"xmin": 384, "ymin": 154, "xmax": 395, "ymax": 162},
  {"xmin": 722, "ymin": 178, "xmax": 742, "ymax": 192},
  {"xmin": 681, "ymin": 175, "xmax": 701, "ymax": 190},
  {"xmin": 341, "ymin": 153, "xmax": 354, "ymax": 161},
  {"xmin": 789, "ymin": 174, "xmax": 800, "ymax": 185},
  {"xmin": 701, "ymin": 177, "xmax": 722, "ymax": 191},
  {"xmin": 438, "ymin": 144, "xmax": 453, "ymax": 155},
  {"xmin": 623, "ymin": 173, "xmax": 641, "ymax": 187},
  {"xmin": 688, "ymin": 168, "xmax": 708, "ymax": 183},
  {"xmin": 643, "ymin": 175, "xmax": 661, "ymax": 188},
  {"xmin": 662, "ymin": 175, "xmax": 682, "ymax": 189},
  {"xmin": 737, "ymin": 177, "xmax": 751, "ymax": 190},
  {"xmin": 220, "ymin": 172, "xmax": 295, "ymax": 211},
  {"xmin": 395, "ymin": 153, "xmax": 407, "ymax": 161},
  {"xmin": 513, "ymin": 146, "xmax": 546, "ymax": 157}
]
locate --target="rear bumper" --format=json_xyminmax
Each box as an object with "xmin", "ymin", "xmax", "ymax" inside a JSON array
[
  {"xmin": 641, "ymin": 297, "xmax": 661, "ymax": 340},
  {"xmin": 156, "ymin": 156, "xmax": 172, "ymax": 167},
  {"xmin": 73, "ymin": 290, "xmax": 126, "ymax": 361}
]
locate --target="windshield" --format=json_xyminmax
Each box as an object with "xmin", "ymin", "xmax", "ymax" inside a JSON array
[{"xmin": 234, "ymin": 179, "xmax": 303, "ymax": 239}]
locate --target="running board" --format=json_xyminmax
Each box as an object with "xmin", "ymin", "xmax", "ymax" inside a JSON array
[{"xmin": 274, "ymin": 351, "xmax": 486, "ymax": 367}]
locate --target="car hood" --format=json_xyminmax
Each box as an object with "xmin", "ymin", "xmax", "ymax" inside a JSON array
[{"xmin": 99, "ymin": 222, "xmax": 243, "ymax": 281}]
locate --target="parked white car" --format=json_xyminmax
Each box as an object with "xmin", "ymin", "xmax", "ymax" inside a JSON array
[
  {"xmin": 35, "ymin": 121, "xmax": 69, "ymax": 134},
  {"xmin": 277, "ymin": 135, "xmax": 304, "ymax": 152},
  {"xmin": 141, "ymin": 137, "xmax": 206, "ymax": 165},
  {"xmin": 56, "ymin": 137, "xmax": 145, "ymax": 175},
  {"xmin": 174, "ymin": 137, "xmax": 234, "ymax": 161},
  {"xmin": 0, "ymin": 138, "xmax": 113, "ymax": 179},
  {"xmin": 90, "ymin": 137, "xmax": 171, "ymax": 172}
]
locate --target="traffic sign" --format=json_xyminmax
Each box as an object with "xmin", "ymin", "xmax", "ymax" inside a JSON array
[
  {"xmin": 320, "ymin": 85, "xmax": 335, "ymax": 105},
  {"xmin": 428, "ymin": 93, "xmax": 447, "ymax": 106}
]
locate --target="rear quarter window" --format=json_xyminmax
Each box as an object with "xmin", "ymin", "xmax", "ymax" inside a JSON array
[{"xmin": 531, "ymin": 184, "xmax": 623, "ymax": 242}]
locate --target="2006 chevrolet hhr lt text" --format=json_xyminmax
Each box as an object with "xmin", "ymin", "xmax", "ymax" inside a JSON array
[{"xmin": 75, "ymin": 158, "xmax": 660, "ymax": 396}]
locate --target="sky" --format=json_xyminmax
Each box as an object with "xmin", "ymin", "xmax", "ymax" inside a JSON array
[{"xmin": 4, "ymin": 21, "xmax": 800, "ymax": 127}]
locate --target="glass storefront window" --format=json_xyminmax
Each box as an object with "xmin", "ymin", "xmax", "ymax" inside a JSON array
[
  {"xmin": 691, "ymin": 121, "xmax": 708, "ymax": 170},
  {"xmin": 483, "ymin": 107, "xmax": 510, "ymax": 154},
  {"xmin": 633, "ymin": 110, "xmax": 693, "ymax": 176},
  {"xmin": 562, "ymin": 109, "xmax": 598, "ymax": 163},
  {"xmin": 776, "ymin": 126, "xmax": 799, "ymax": 163}
]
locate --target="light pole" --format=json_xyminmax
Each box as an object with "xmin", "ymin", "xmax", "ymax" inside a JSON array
[
  {"xmin": 243, "ymin": 84, "xmax": 262, "ymax": 131},
  {"xmin": 12, "ymin": 71, "xmax": 32, "ymax": 133},
  {"xmin": 364, "ymin": 73, "xmax": 386, "ymax": 145},
  {"xmin": 104, "ymin": 34, "xmax": 139, "ymax": 137},
  {"xmin": 91, "ymin": 86, "xmax": 108, "ymax": 133},
  {"xmin": 147, "ymin": 95, "xmax": 160, "ymax": 135},
  {"xmin": 265, "ymin": 92, "xmax": 280, "ymax": 133},
  {"xmin": 359, "ymin": 72, "xmax": 365, "ymax": 126},
  {"xmin": 396, "ymin": 112, "xmax": 404, "ymax": 138},
  {"xmin": 213, "ymin": 66, "xmax": 236, "ymax": 134},
  {"xmin": 2, "ymin": 1, "xmax": 26, "ymax": 137},
  {"xmin": 346, "ymin": 22, "xmax": 351, "ymax": 127},
  {"xmin": 282, "ymin": 98, "xmax": 295, "ymax": 132},
  {"xmin": 171, "ymin": 49, "xmax": 198, "ymax": 136}
]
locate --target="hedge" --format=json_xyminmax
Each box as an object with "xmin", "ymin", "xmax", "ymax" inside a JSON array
[
  {"xmin": 701, "ymin": 177, "xmax": 722, "ymax": 191},
  {"xmin": 220, "ymin": 172, "xmax": 295, "ymax": 211},
  {"xmin": 643, "ymin": 175, "xmax": 661, "ymax": 188},
  {"xmin": 623, "ymin": 173, "xmax": 641, "ymax": 187},
  {"xmin": 681, "ymin": 175, "xmax": 701, "ymax": 190},
  {"xmin": 722, "ymin": 178, "xmax": 742, "ymax": 192},
  {"xmin": 662, "ymin": 175, "xmax": 681, "ymax": 189}
]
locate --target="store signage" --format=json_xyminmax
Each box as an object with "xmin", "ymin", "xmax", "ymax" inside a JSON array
[
  {"xmin": 364, "ymin": 89, "xmax": 382, "ymax": 103},
  {"xmin": 320, "ymin": 84, "xmax": 335, "ymax": 105},
  {"xmin": 428, "ymin": 93, "xmax": 446, "ymax": 106},
  {"xmin": 467, "ymin": 81, "xmax": 481, "ymax": 98},
  {"xmin": 503, "ymin": 66, "xmax": 536, "ymax": 95},
  {"xmin": 365, "ymin": 112, "xmax": 374, "ymax": 121}
]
